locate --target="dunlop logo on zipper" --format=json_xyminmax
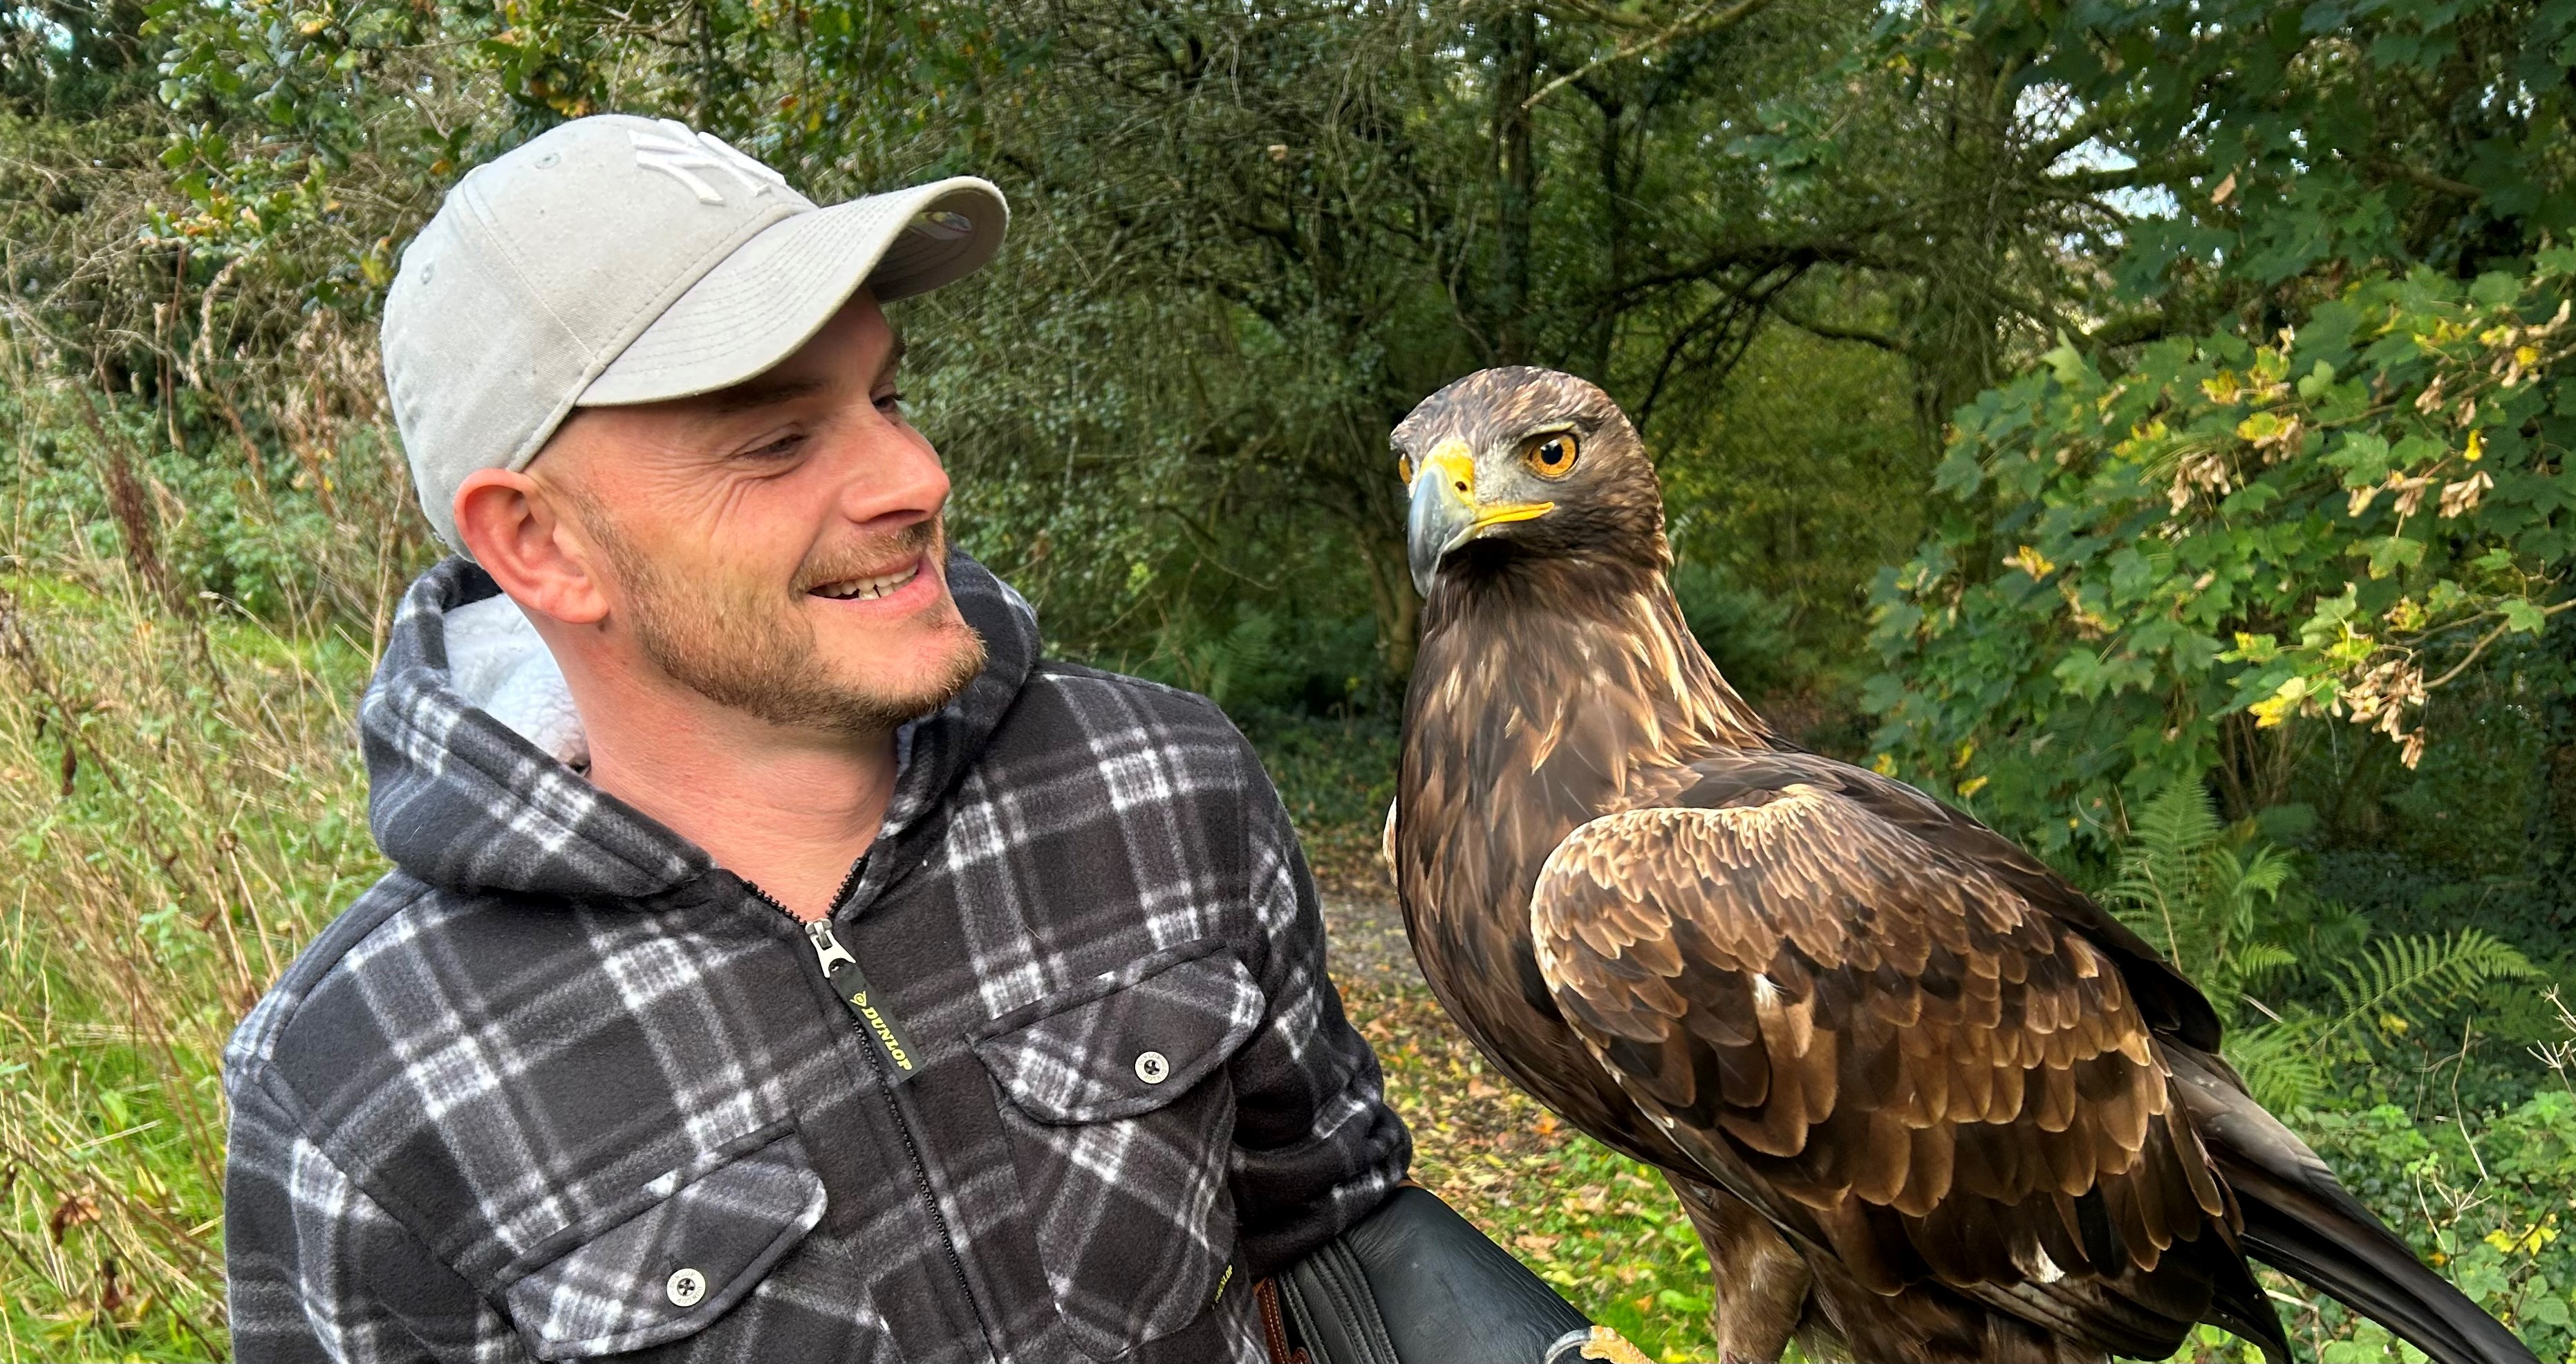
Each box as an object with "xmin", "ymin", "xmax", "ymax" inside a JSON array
[{"xmin": 836, "ymin": 966, "xmax": 922, "ymax": 1082}]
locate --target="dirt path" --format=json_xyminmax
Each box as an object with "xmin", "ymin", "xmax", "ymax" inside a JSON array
[{"xmin": 1320, "ymin": 888, "xmax": 1425, "ymax": 990}]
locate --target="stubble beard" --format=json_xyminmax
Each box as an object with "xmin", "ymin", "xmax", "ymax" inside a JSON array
[{"xmin": 580, "ymin": 507, "xmax": 987, "ymax": 738}]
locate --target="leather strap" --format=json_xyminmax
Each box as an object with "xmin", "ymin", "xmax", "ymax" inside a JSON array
[{"xmin": 1254, "ymin": 1278, "xmax": 1311, "ymax": 1364}]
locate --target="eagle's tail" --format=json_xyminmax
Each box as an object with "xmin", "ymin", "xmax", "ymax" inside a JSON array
[{"xmin": 2169, "ymin": 1047, "xmax": 2539, "ymax": 1364}]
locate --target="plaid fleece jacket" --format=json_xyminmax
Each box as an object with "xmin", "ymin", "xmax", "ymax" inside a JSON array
[{"xmin": 223, "ymin": 554, "xmax": 1411, "ymax": 1363}]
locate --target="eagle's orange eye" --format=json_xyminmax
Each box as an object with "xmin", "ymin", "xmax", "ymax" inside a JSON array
[
  {"xmin": 1525, "ymin": 432, "xmax": 1579, "ymax": 478},
  {"xmin": 1397, "ymin": 452, "xmax": 1415, "ymax": 484}
]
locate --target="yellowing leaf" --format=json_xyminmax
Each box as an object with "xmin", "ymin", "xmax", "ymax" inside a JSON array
[
  {"xmin": 1957, "ymin": 775, "xmax": 1990, "ymax": 798},
  {"xmin": 2464, "ymin": 429, "xmax": 2484, "ymax": 462},
  {"xmin": 2235, "ymin": 413, "xmax": 2276, "ymax": 442},
  {"xmin": 2004, "ymin": 545, "xmax": 2057, "ymax": 579},
  {"xmin": 2251, "ymin": 676, "xmax": 2309, "ymax": 728}
]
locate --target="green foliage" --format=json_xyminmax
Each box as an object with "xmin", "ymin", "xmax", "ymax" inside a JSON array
[
  {"xmin": 2107, "ymin": 777, "xmax": 2305, "ymax": 1015},
  {"xmin": 1671, "ymin": 559, "xmax": 1798, "ymax": 701},
  {"xmin": 1869, "ymin": 263, "xmax": 2576, "ymax": 854},
  {"xmin": 2293, "ymin": 1091, "xmax": 2576, "ymax": 1359},
  {"xmin": 5, "ymin": 0, "xmax": 2576, "ymax": 1354},
  {"xmin": 2100, "ymin": 776, "xmax": 2539, "ymax": 1112},
  {"xmin": 1, "ymin": 567, "xmax": 384, "ymax": 1358}
]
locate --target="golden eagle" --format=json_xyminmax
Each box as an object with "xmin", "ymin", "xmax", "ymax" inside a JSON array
[{"xmin": 1388, "ymin": 366, "xmax": 2536, "ymax": 1363}]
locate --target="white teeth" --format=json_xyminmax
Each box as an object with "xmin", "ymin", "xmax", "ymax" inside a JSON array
[{"xmin": 812, "ymin": 562, "xmax": 920, "ymax": 601}]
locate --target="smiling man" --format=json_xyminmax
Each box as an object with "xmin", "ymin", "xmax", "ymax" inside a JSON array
[{"xmin": 221, "ymin": 115, "xmax": 1409, "ymax": 1363}]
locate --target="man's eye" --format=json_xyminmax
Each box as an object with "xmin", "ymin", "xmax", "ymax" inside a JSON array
[
  {"xmin": 875, "ymin": 390, "xmax": 907, "ymax": 413},
  {"xmin": 745, "ymin": 433, "xmax": 807, "ymax": 460}
]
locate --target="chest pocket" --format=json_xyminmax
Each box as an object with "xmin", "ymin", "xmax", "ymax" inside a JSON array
[
  {"xmin": 496, "ymin": 1124, "xmax": 828, "ymax": 1360},
  {"xmin": 973, "ymin": 937, "xmax": 1266, "ymax": 1361}
]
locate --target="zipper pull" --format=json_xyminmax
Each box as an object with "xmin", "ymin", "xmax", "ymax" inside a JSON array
[
  {"xmin": 802, "ymin": 917, "xmax": 924, "ymax": 1083},
  {"xmin": 805, "ymin": 919, "xmax": 857, "ymax": 977}
]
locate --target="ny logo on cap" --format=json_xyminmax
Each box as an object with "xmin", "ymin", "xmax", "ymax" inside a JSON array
[{"xmin": 629, "ymin": 120, "xmax": 789, "ymax": 206}]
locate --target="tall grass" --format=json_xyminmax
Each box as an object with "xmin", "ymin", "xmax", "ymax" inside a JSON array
[
  {"xmin": 0, "ymin": 555, "xmax": 386, "ymax": 1360},
  {"xmin": 1, "ymin": 318, "xmax": 409, "ymax": 1358}
]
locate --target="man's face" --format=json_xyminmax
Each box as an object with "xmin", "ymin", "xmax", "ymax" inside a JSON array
[{"xmin": 534, "ymin": 291, "xmax": 984, "ymax": 736}]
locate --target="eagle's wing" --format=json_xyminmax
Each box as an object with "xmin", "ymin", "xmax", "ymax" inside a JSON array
[{"xmin": 1529, "ymin": 781, "xmax": 2240, "ymax": 1336}]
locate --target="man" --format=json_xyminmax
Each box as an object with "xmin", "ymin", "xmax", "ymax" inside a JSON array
[{"xmin": 222, "ymin": 113, "xmax": 1410, "ymax": 1363}]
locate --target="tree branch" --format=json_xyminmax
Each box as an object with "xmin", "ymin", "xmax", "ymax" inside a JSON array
[
  {"xmin": 1524, "ymin": 0, "xmax": 1785, "ymax": 111},
  {"xmin": 1538, "ymin": 0, "xmax": 1661, "ymax": 31},
  {"xmin": 2080, "ymin": 308, "xmax": 2173, "ymax": 350},
  {"xmin": 2376, "ymin": 158, "xmax": 2481, "ymax": 201},
  {"xmin": 2425, "ymin": 599, "xmax": 2576, "ymax": 690},
  {"xmin": 1771, "ymin": 299, "xmax": 1912, "ymax": 355},
  {"xmin": 2023, "ymin": 103, "xmax": 2120, "ymax": 170},
  {"xmin": 2037, "ymin": 158, "xmax": 2207, "ymax": 199},
  {"xmin": 1601, "ymin": 232, "xmax": 1914, "ymax": 303}
]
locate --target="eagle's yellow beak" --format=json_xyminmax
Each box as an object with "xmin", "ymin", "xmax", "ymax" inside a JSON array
[{"xmin": 1406, "ymin": 440, "xmax": 1553, "ymax": 597}]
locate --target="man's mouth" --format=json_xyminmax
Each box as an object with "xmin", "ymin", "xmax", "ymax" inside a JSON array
[{"xmin": 806, "ymin": 558, "xmax": 925, "ymax": 601}]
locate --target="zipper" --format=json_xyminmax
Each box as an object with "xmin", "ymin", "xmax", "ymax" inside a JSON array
[
  {"xmin": 747, "ymin": 861, "xmax": 986, "ymax": 1349},
  {"xmin": 802, "ymin": 915, "xmax": 923, "ymax": 1078}
]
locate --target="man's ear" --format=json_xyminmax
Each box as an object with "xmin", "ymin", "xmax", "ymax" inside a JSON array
[{"xmin": 453, "ymin": 467, "xmax": 610, "ymax": 626}]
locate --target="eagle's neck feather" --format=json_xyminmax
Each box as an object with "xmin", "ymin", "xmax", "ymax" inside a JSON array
[
  {"xmin": 1402, "ymin": 557, "xmax": 1772, "ymax": 906},
  {"xmin": 1417, "ymin": 557, "xmax": 1771, "ymax": 770}
]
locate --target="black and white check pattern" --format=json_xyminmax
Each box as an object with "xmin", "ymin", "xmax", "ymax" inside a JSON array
[
  {"xmin": 224, "ymin": 553, "xmax": 1410, "ymax": 1363},
  {"xmin": 972, "ymin": 942, "xmax": 1268, "ymax": 1357},
  {"xmin": 502, "ymin": 1125, "xmax": 827, "ymax": 1357}
]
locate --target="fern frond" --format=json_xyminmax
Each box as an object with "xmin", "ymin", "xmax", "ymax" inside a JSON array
[
  {"xmin": 2228, "ymin": 942, "xmax": 2302, "ymax": 990},
  {"xmin": 2322, "ymin": 928, "xmax": 2539, "ymax": 1035},
  {"xmin": 2226, "ymin": 1018, "xmax": 2331, "ymax": 1112},
  {"xmin": 2107, "ymin": 778, "xmax": 2223, "ymax": 966},
  {"xmin": 2232, "ymin": 847, "xmax": 2293, "ymax": 897}
]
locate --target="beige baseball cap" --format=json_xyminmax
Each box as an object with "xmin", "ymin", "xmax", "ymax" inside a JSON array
[{"xmin": 381, "ymin": 114, "xmax": 1008, "ymax": 552}]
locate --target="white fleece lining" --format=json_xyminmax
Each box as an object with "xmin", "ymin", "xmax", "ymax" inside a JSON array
[{"xmin": 444, "ymin": 595, "xmax": 588, "ymax": 767}]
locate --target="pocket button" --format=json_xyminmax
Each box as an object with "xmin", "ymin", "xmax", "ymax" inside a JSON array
[
  {"xmin": 1134, "ymin": 1050, "xmax": 1170, "ymax": 1085},
  {"xmin": 666, "ymin": 1267, "xmax": 707, "ymax": 1308}
]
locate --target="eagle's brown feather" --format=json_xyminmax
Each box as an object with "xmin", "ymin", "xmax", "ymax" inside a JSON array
[{"xmin": 1529, "ymin": 788, "xmax": 2246, "ymax": 1356}]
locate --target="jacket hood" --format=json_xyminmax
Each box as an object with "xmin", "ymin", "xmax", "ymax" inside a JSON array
[{"xmin": 360, "ymin": 551, "xmax": 1042, "ymax": 899}]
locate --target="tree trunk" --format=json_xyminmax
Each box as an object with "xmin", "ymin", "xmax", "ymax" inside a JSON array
[
  {"xmin": 1583, "ymin": 92, "xmax": 1628, "ymax": 382},
  {"xmin": 1490, "ymin": 6, "xmax": 1538, "ymax": 364},
  {"xmin": 1360, "ymin": 526, "xmax": 1420, "ymax": 684},
  {"xmin": 2531, "ymin": 604, "xmax": 2576, "ymax": 924}
]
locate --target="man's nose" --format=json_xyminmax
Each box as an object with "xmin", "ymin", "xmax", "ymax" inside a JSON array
[{"xmin": 830, "ymin": 420, "xmax": 951, "ymax": 530}]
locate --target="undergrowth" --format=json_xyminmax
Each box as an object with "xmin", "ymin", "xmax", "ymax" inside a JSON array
[{"xmin": 1, "ymin": 564, "xmax": 381, "ymax": 1360}]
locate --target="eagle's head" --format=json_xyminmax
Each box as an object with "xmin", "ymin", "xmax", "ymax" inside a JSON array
[{"xmin": 1392, "ymin": 366, "xmax": 1664, "ymax": 599}]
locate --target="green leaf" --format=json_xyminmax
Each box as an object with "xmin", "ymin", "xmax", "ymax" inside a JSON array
[{"xmin": 2363, "ymin": 534, "xmax": 2426, "ymax": 578}]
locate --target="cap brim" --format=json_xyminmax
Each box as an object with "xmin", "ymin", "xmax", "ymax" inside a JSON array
[{"xmin": 577, "ymin": 176, "xmax": 1007, "ymax": 407}]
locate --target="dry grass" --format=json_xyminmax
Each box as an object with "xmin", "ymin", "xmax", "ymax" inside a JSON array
[{"xmin": 0, "ymin": 552, "xmax": 385, "ymax": 1361}]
